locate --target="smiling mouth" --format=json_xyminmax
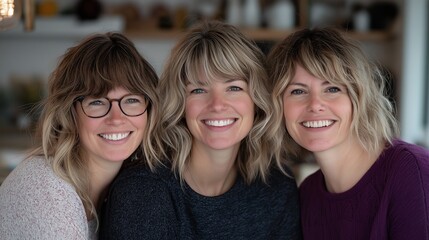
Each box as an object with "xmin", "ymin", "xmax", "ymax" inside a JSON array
[
  {"xmin": 99, "ymin": 132, "xmax": 131, "ymax": 141},
  {"xmin": 204, "ymin": 119, "xmax": 236, "ymax": 127},
  {"xmin": 302, "ymin": 120, "xmax": 334, "ymax": 128}
]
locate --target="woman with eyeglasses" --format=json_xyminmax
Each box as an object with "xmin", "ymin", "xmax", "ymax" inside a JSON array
[{"xmin": 0, "ymin": 32, "xmax": 159, "ymax": 239}]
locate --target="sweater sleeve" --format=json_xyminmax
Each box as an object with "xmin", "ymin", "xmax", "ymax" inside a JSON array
[
  {"xmin": 99, "ymin": 167, "xmax": 179, "ymax": 240},
  {"xmin": 0, "ymin": 158, "xmax": 89, "ymax": 239},
  {"xmin": 387, "ymin": 145, "xmax": 429, "ymax": 239}
]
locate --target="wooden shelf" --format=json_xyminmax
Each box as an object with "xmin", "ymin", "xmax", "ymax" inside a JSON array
[{"xmin": 124, "ymin": 21, "xmax": 395, "ymax": 42}]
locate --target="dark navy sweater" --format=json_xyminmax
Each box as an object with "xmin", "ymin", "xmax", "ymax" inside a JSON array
[{"xmin": 99, "ymin": 162, "xmax": 302, "ymax": 240}]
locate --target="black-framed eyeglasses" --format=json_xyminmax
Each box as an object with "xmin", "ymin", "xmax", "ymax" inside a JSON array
[{"xmin": 75, "ymin": 94, "xmax": 149, "ymax": 118}]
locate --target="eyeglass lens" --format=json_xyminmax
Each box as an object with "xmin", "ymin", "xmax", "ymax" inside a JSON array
[{"xmin": 80, "ymin": 95, "xmax": 147, "ymax": 118}]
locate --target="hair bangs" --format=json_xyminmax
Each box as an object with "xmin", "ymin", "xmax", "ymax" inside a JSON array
[{"xmin": 184, "ymin": 36, "xmax": 247, "ymax": 86}]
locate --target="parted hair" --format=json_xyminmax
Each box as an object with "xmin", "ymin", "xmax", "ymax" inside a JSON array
[
  {"xmin": 267, "ymin": 27, "xmax": 399, "ymax": 159},
  {"xmin": 30, "ymin": 32, "xmax": 159, "ymax": 221},
  {"xmin": 154, "ymin": 20, "xmax": 286, "ymax": 184}
]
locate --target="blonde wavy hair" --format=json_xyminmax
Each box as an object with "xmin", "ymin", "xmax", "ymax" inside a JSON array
[
  {"xmin": 154, "ymin": 20, "xmax": 287, "ymax": 184},
  {"xmin": 30, "ymin": 32, "xmax": 159, "ymax": 222},
  {"xmin": 267, "ymin": 27, "xmax": 399, "ymax": 159}
]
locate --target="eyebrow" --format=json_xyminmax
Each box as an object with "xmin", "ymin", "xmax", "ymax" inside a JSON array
[
  {"xmin": 225, "ymin": 78, "xmax": 245, "ymax": 83},
  {"xmin": 288, "ymin": 80, "xmax": 331, "ymax": 87},
  {"xmin": 188, "ymin": 78, "xmax": 244, "ymax": 85}
]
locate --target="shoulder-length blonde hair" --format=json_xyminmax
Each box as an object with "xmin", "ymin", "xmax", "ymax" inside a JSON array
[
  {"xmin": 30, "ymin": 32, "xmax": 159, "ymax": 220},
  {"xmin": 267, "ymin": 27, "xmax": 399, "ymax": 158},
  {"xmin": 155, "ymin": 20, "xmax": 285, "ymax": 184}
]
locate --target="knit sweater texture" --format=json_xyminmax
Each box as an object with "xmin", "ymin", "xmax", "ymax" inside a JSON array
[
  {"xmin": 300, "ymin": 139, "xmax": 429, "ymax": 239},
  {"xmin": 99, "ymin": 162, "xmax": 302, "ymax": 239},
  {"xmin": 0, "ymin": 157, "xmax": 97, "ymax": 239}
]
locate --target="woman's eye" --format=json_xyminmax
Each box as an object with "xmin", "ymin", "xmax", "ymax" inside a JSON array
[
  {"xmin": 291, "ymin": 89, "xmax": 305, "ymax": 95},
  {"xmin": 228, "ymin": 86, "xmax": 243, "ymax": 91},
  {"xmin": 190, "ymin": 88, "xmax": 205, "ymax": 94},
  {"xmin": 87, "ymin": 99, "xmax": 106, "ymax": 106},
  {"xmin": 327, "ymin": 87, "xmax": 341, "ymax": 93},
  {"xmin": 124, "ymin": 98, "xmax": 141, "ymax": 104}
]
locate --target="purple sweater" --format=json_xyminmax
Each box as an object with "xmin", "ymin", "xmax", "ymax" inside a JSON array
[{"xmin": 299, "ymin": 140, "xmax": 429, "ymax": 240}]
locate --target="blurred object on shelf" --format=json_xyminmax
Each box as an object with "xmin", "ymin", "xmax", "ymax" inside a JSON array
[
  {"xmin": 368, "ymin": 1, "xmax": 398, "ymax": 30},
  {"xmin": 310, "ymin": 2, "xmax": 340, "ymax": 27},
  {"xmin": 197, "ymin": 0, "xmax": 218, "ymax": 20},
  {"xmin": 9, "ymin": 75, "xmax": 45, "ymax": 130},
  {"xmin": 37, "ymin": 0, "xmax": 58, "ymax": 17},
  {"xmin": 0, "ymin": 15, "xmax": 125, "ymax": 36},
  {"xmin": 226, "ymin": 0, "xmax": 241, "ymax": 26},
  {"xmin": 352, "ymin": 3, "xmax": 370, "ymax": 32},
  {"xmin": 23, "ymin": 0, "xmax": 34, "ymax": 30},
  {"xmin": 0, "ymin": 0, "xmax": 22, "ymax": 30},
  {"xmin": 243, "ymin": 0, "xmax": 261, "ymax": 28},
  {"xmin": 266, "ymin": 0, "xmax": 295, "ymax": 29},
  {"xmin": 76, "ymin": 0, "xmax": 102, "ymax": 21},
  {"xmin": 174, "ymin": 5, "xmax": 188, "ymax": 29},
  {"xmin": 0, "ymin": 0, "xmax": 34, "ymax": 31},
  {"xmin": 105, "ymin": 3, "xmax": 141, "ymax": 29},
  {"xmin": 150, "ymin": 3, "xmax": 172, "ymax": 29},
  {"xmin": 0, "ymin": 86, "xmax": 11, "ymax": 128}
]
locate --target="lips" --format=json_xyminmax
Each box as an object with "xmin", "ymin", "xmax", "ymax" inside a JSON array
[
  {"xmin": 99, "ymin": 132, "xmax": 131, "ymax": 141},
  {"xmin": 302, "ymin": 120, "xmax": 334, "ymax": 128},
  {"xmin": 204, "ymin": 119, "xmax": 236, "ymax": 127}
]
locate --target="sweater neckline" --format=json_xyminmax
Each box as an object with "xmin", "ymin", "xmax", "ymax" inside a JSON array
[
  {"xmin": 317, "ymin": 142, "xmax": 395, "ymax": 200},
  {"xmin": 184, "ymin": 175, "xmax": 243, "ymax": 203}
]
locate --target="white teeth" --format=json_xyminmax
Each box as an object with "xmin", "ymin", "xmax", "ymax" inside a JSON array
[
  {"xmin": 100, "ymin": 132, "xmax": 130, "ymax": 141},
  {"xmin": 205, "ymin": 119, "xmax": 235, "ymax": 127},
  {"xmin": 302, "ymin": 120, "xmax": 334, "ymax": 128}
]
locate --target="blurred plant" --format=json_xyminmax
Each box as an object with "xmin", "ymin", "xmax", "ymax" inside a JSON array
[{"xmin": 9, "ymin": 75, "xmax": 46, "ymax": 129}]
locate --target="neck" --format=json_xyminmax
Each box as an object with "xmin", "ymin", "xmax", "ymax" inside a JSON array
[
  {"xmin": 185, "ymin": 144, "xmax": 238, "ymax": 196},
  {"xmin": 87, "ymin": 159, "xmax": 122, "ymax": 214},
  {"xmin": 314, "ymin": 138, "xmax": 382, "ymax": 193}
]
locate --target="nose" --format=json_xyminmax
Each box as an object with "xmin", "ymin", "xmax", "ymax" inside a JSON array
[
  {"xmin": 106, "ymin": 102, "xmax": 126, "ymax": 122},
  {"xmin": 307, "ymin": 93, "xmax": 325, "ymax": 112},
  {"xmin": 208, "ymin": 91, "xmax": 227, "ymax": 112}
]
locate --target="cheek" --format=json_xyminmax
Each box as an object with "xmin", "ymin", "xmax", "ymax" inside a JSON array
[
  {"xmin": 76, "ymin": 110, "xmax": 93, "ymax": 135},
  {"xmin": 235, "ymin": 97, "xmax": 255, "ymax": 117},
  {"xmin": 340, "ymin": 98, "xmax": 354, "ymax": 123},
  {"xmin": 133, "ymin": 114, "xmax": 148, "ymax": 133},
  {"xmin": 282, "ymin": 96, "xmax": 295, "ymax": 121},
  {"xmin": 185, "ymin": 99, "xmax": 201, "ymax": 120}
]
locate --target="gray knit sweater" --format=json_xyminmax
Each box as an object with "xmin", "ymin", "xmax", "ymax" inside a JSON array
[{"xmin": 0, "ymin": 157, "xmax": 97, "ymax": 239}]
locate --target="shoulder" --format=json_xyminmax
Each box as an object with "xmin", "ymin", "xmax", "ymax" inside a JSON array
[
  {"xmin": 381, "ymin": 139, "xmax": 429, "ymax": 174},
  {"xmin": 114, "ymin": 161, "xmax": 174, "ymax": 186},
  {"xmin": 256, "ymin": 165, "xmax": 300, "ymax": 200},
  {"xmin": 299, "ymin": 169, "xmax": 323, "ymax": 193},
  {"xmin": 0, "ymin": 157, "xmax": 88, "ymax": 238},
  {"xmin": 108, "ymin": 161, "xmax": 177, "ymax": 201},
  {"xmin": 0, "ymin": 157, "xmax": 79, "ymax": 199},
  {"xmin": 266, "ymin": 165, "xmax": 299, "ymax": 187},
  {"xmin": 100, "ymin": 162, "xmax": 180, "ymax": 239}
]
